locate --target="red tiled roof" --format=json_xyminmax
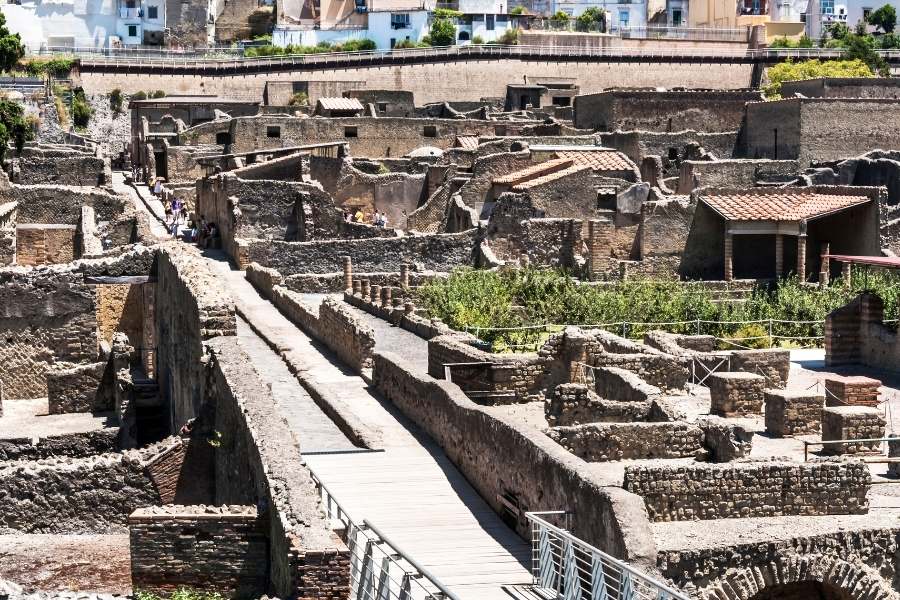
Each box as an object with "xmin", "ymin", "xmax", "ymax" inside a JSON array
[
  {"xmin": 827, "ymin": 255, "xmax": 900, "ymax": 269},
  {"xmin": 555, "ymin": 150, "xmax": 636, "ymax": 172},
  {"xmin": 701, "ymin": 191, "xmax": 870, "ymax": 222},
  {"xmin": 512, "ymin": 165, "xmax": 591, "ymax": 191},
  {"xmin": 317, "ymin": 97, "xmax": 364, "ymax": 111},
  {"xmin": 456, "ymin": 136, "xmax": 479, "ymax": 150},
  {"xmin": 492, "ymin": 158, "xmax": 573, "ymax": 185}
]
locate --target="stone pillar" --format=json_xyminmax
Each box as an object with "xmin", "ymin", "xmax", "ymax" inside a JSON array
[
  {"xmin": 370, "ymin": 284, "xmax": 381, "ymax": 304},
  {"xmin": 587, "ymin": 219, "xmax": 613, "ymax": 281},
  {"xmin": 381, "ymin": 286, "xmax": 391, "ymax": 308},
  {"xmin": 404, "ymin": 301, "xmax": 415, "ymax": 314},
  {"xmin": 342, "ymin": 256, "xmax": 352, "ymax": 292},
  {"xmin": 400, "ymin": 264, "xmax": 410, "ymax": 289},
  {"xmin": 797, "ymin": 235, "xmax": 807, "ymax": 281},
  {"xmin": 820, "ymin": 242, "xmax": 830, "ymax": 285},
  {"xmin": 724, "ymin": 232, "xmax": 733, "ymax": 282},
  {"xmin": 360, "ymin": 279, "xmax": 370, "ymax": 300},
  {"xmin": 843, "ymin": 261, "xmax": 852, "ymax": 289},
  {"xmin": 352, "ymin": 279, "xmax": 361, "ymax": 296},
  {"xmin": 392, "ymin": 296, "xmax": 402, "ymax": 308},
  {"xmin": 775, "ymin": 234, "xmax": 784, "ymax": 278}
]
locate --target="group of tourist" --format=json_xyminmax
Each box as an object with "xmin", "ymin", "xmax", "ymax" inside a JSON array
[
  {"xmin": 344, "ymin": 208, "xmax": 389, "ymax": 228},
  {"xmin": 189, "ymin": 215, "xmax": 219, "ymax": 249}
]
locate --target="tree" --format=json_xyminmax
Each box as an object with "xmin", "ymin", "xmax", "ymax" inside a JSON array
[
  {"xmin": 0, "ymin": 12, "xmax": 23, "ymax": 73},
  {"xmin": 0, "ymin": 99, "xmax": 30, "ymax": 159},
  {"xmin": 550, "ymin": 10, "xmax": 570, "ymax": 29},
  {"xmin": 429, "ymin": 15, "xmax": 457, "ymax": 46},
  {"xmin": 844, "ymin": 32, "xmax": 889, "ymax": 74},
  {"xmin": 825, "ymin": 21, "xmax": 850, "ymax": 42},
  {"xmin": 575, "ymin": 7, "xmax": 606, "ymax": 32},
  {"xmin": 868, "ymin": 4, "xmax": 896, "ymax": 32},
  {"xmin": 763, "ymin": 58, "xmax": 873, "ymax": 97}
]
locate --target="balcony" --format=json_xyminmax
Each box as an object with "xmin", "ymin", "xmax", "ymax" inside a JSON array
[{"xmin": 119, "ymin": 6, "xmax": 141, "ymax": 18}]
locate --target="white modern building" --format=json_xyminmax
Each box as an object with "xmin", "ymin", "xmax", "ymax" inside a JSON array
[
  {"xmin": 1, "ymin": 0, "xmax": 166, "ymax": 48},
  {"xmin": 806, "ymin": 0, "xmax": 899, "ymax": 36},
  {"xmin": 552, "ymin": 0, "xmax": 648, "ymax": 29},
  {"xmin": 367, "ymin": 0, "xmax": 432, "ymax": 48}
]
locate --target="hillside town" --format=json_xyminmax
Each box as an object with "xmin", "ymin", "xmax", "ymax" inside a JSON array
[{"xmin": 4, "ymin": 2, "xmax": 900, "ymax": 600}]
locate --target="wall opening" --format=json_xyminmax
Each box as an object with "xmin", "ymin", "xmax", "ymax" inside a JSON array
[{"xmin": 749, "ymin": 581, "xmax": 852, "ymax": 600}]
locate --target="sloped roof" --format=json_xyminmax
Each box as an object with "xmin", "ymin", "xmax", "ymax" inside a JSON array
[
  {"xmin": 555, "ymin": 150, "xmax": 636, "ymax": 172},
  {"xmin": 456, "ymin": 136, "xmax": 479, "ymax": 150},
  {"xmin": 317, "ymin": 97, "xmax": 364, "ymax": 111},
  {"xmin": 701, "ymin": 191, "xmax": 870, "ymax": 222},
  {"xmin": 493, "ymin": 158, "xmax": 572, "ymax": 185},
  {"xmin": 512, "ymin": 165, "xmax": 591, "ymax": 191}
]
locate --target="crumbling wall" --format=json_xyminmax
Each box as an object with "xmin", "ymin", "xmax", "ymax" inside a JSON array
[
  {"xmin": 548, "ymin": 422, "xmax": 705, "ymax": 461},
  {"xmin": 623, "ymin": 459, "xmax": 870, "ymax": 521},
  {"xmin": 677, "ymin": 159, "xmax": 799, "ymax": 193},
  {"xmin": 0, "ymin": 428, "xmax": 118, "ymax": 461},
  {"xmin": 0, "ymin": 201, "xmax": 15, "ymax": 266},
  {"xmin": 129, "ymin": 505, "xmax": 268, "ymax": 598},
  {"xmin": 154, "ymin": 244, "xmax": 236, "ymax": 430},
  {"xmin": 46, "ymin": 361, "xmax": 107, "ymax": 413},
  {"xmin": 13, "ymin": 147, "xmax": 108, "ymax": 187}
]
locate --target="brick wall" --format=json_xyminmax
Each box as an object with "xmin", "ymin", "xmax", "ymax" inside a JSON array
[
  {"xmin": 46, "ymin": 361, "xmax": 106, "ymax": 414},
  {"xmin": 129, "ymin": 505, "xmax": 268, "ymax": 598},
  {"xmin": 15, "ymin": 225, "xmax": 76, "ymax": 266},
  {"xmin": 548, "ymin": 422, "xmax": 705, "ymax": 461},
  {"xmin": 623, "ymin": 459, "xmax": 870, "ymax": 521}
]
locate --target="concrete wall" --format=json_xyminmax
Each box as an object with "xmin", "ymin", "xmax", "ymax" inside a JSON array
[{"xmin": 80, "ymin": 59, "xmax": 754, "ymax": 104}]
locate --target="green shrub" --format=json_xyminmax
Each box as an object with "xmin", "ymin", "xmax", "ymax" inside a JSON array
[
  {"xmin": 288, "ymin": 91, "xmax": 308, "ymax": 106},
  {"xmin": 472, "ymin": 35, "xmax": 485, "ymax": 44},
  {"xmin": 575, "ymin": 7, "xmax": 606, "ymax": 32},
  {"xmin": 152, "ymin": 90, "xmax": 166, "ymax": 98},
  {"xmin": 763, "ymin": 58, "xmax": 873, "ymax": 98},
  {"xmin": 724, "ymin": 323, "xmax": 771, "ymax": 349},
  {"xmin": 132, "ymin": 90, "xmax": 147, "ymax": 100},
  {"xmin": 497, "ymin": 28, "xmax": 519, "ymax": 44},
  {"xmin": 510, "ymin": 5, "xmax": 526, "ymax": 14},
  {"xmin": 135, "ymin": 588, "xmax": 226, "ymax": 600},
  {"xmin": 109, "ymin": 88, "xmax": 123, "ymax": 113},
  {"xmin": 22, "ymin": 56, "xmax": 75, "ymax": 77},
  {"xmin": 429, "ymin": 16, "xmax": 457, "ymax": 46},
  {"xmin": 71, "ymin": 89, "xmax": 92, "ymax": 128}
]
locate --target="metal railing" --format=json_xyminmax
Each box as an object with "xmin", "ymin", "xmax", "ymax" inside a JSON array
[
  {"xmin": 526, "ymin": 511, "xmax": 690, "ymax": 600},
  {"xmin": 58, "ymin": 43, "xmax": 900, "ymax": 68},
  {"xmin": 312, "ymin": 470, "xmax": 459, "ymax": 600}
]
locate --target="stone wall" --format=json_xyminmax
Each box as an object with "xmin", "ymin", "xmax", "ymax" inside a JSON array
[
  {"xmin": 7, "ymin": 185, "xmax": 127, "ymax": 226},
  {"xmin": 206, "ymin": 337, "xmax": 350, "ymax": 599},
  {"xmin": 677, "ymin": 158, "xmax": 799, "ymax": 193},
  {"xmin": 245, "ymin": 230, "xmax": 477, "ymax": 274},
  {"xmin": 13, "ymin": 148, "xmax": 108, "ymax": 187},
  {"xmin": 129, "ymin": 505, "xmax": 268, "ymax": 598},
  {"xmin": 0, "ymin": 447, "xmax": 163, "ymax": 533},
  {"xmin": 623, "ymin": 459, "xmax": 870, "ymax": 521},
  {"xmin": 0, "ymin": 201, "xmax": 14, "ymax": 266},
  {"xmin": 548, "ymin": 422, "xmax": 705, "ymax": 461},
  {"xmin": 46, "ymin": 361, "xmax": 107, "ymax": 414},
  {"xmin": 15, "ymin": 224, "xmax": 76, "ymax": 266},
  {"xmin": 372, "ymin": 351, "xmax": 659, "ymax": 569},
  {"xmin": 825, "ymin": 292, "xmax": 900, "ymax": 372},
  {"xmin": 0, "ymin": 428, "xmax": 118, "ymax": 461},
  {"xmin": 154, "ymin": 244, "xmax": 236, "ymax": 430}
]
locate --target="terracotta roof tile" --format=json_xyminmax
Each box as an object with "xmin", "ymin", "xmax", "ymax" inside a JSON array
[
  {"xmin": 456, "ymin": 136, "xmax": 479, "ymax": 150},
  {"xmin": 317, "ymin": 97, "xmax": 364, "ymax": 112},
  {"xmin": 492, "ymin": 158, "xmax": 572, "ymax": 185},
  {"xmin": 555, "ymin": 150, "xmax": 637, "ymax": 173},
  {"xmin": 702, "ymin": 191, "xmax": 870, "ymax": 222},
  {"xmin": 512, "ymin": 165, "xmax": 591, "ymax": 191}
]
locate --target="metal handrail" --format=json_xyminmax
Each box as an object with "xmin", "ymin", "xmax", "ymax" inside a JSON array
[{"xmin": 526, "ymin": 511, "xmax": 691, "ymax": 600}]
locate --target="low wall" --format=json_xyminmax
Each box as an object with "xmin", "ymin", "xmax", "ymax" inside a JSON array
[
  {"xmin": 207, "ymin": 337, "xmax": 350, "ymax": 599},
  {"xmin": 594, "ymin": 366, "xmax": 662, "ymax": 402},
  {"xmin": 0, "ymin": 428, "xmax": 118, "ymax": 461},
  {"xmin": 546, "ymin": 383, "xmax": 657, "ymax": 426},
  {"xmin": 373, "ymin": 351, "xmax": 659, "ymax": 568},
  {"xmin": 548, "ymin": 422, "xmax": 705, "ymax": 461},
  {"xmin": 0, "ymin": 447, "xmax": 163, "ymax": 533},
  {"xmin": 129, "ymin": 505, "xmax": 268, "ymax": 598},
  {"xmin": 244, "ymin": 230, "xmax": 477, "ymax": 275},
  {"xmin": 623, "ymin": 459, "xmax": 870, "ymax": 521},
  {"xmin": 46, "ymin": 361, "xmax": 107, "ymax": 414}
]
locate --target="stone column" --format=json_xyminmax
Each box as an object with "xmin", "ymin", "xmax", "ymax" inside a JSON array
[
  {"xmin": 588, "ymin": 219, "xmax": 613, "ymax": 281},
  {"xmin": 404, "ymin": 301, "xmax": 415, "ymax": 314},
  {"xmin": 724, "ymin": 232, "xmax": 734, "ymax": 282},
  {"xmin": 775, "ymin": 234, "xmax": 784, "ymax": 278},
  {"xmin": 400, "ymin": 264, "xmax": 410, "ymax": 289},
  {"xmin": 820, "ymin": 242, "xmax": 830, "ymax": 285},
  {"xmin": 370, "ymin": 284, "xmax": 381, "ymax": 304},
  {"xmin": 843, "ymin": 261, "xmax": 852, "ymax": 289},
  {"xmin": 361, "ymin": 279, "xmax": 370, "ymax": 300},
  {"xmin": 797, "ymin": 235, "xmax": 807, "ymax": 281},
  {"xmin": 342, "ymin": 256, "xmax": 352, "ymax": 292},
  {"xmin": 381, "ymin": 286, "xmax": 391, "ymax": 308},
  {"xmin": 352, "ymin": 279, "xmax": 361, "ymax": 296}
]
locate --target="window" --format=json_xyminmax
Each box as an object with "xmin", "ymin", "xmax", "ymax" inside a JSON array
[
  {"xmin": 391, "ymin": 12, "xmax": 410, "ymax": 28},
  {"xmin": 618, "ymin": 9, "xmax": 629, "ymax": 26},
  {"xmin": 863, "ymin": 6, "xmax": 872, "ymax": 19},
  {"xmin": 128, "ymin": 24, "xmax": 138, "ymax": 37},
  {"xmin": 486, "ymin": 14, "xmax": 495, "ymax": 29},
  {"xmin": 147, "ymin": 5, "xmax": 158, "ymax": 18},
  {"xmin": 497, "ymin": 14, "xmax": 508, "ymax": 22},
  {"xmin": 344, "ymin": 126, "xmax": 358, "ymax": 137},
  {"xmin": 551, "ymin": 96, "xmax": 571, "ymax": 106},
  {"xmin": 266, "ymin": 125, "xmax": 281, "ymax": 138},
  {"xmin": 458, "ymin": 30, "xmax": 470, "ymax": 40},
  {"xmin": 423, "ymin": 125, "xmax": 437, "ymax": 137},
  {"xmin": 821, "ymin": 0, "xmax": 833, "ymax": 14},
  {"xmin": 390, "ymin": 37, "xmax": 396, "ymax": 47},
  {"xmin": 377, "ymin": 102, "xmax": 388, "ymax": 112},
  {"xmin": 672, "ymin": 8, "xmax": 682, "ymax": 25},
  {"xmin": 472, "ymin": 13, "xmax": 484, "ymax": 20},
  {"xmin": 216, "ymin": 132, "xmax": 231, "ymax": 145}
]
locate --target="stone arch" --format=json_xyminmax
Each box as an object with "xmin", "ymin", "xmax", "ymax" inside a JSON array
[{"xmin": 696, "ymin": 554, "xmax": 896, "ymax": 600}]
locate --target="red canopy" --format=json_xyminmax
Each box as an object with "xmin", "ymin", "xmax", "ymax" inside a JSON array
[{"xmin": 825, "ymin": 255, "xmax": 900, "ymax": 269}]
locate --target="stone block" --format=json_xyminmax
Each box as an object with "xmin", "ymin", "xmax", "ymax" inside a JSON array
[
  {"xmin": 824, "ymin": 375, "xmax": 881, "ymax": 407},
  {"xmin": 822, "ymin": 406, "xmax": 885, "ymax": 454},
  {"xmin": 764, "ymin": 389, "xmax": 824, "ymax": 437},
  {"xmin": 708, "ymin": 371, "xmax": 766, "ymax": 417}
]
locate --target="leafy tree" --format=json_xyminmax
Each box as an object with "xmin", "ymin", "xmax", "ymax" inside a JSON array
[
  {"xmin": 763, "ymin": 58, "xmax": 873, "ymax": 97},
  {"xmin": 575, "ymin": 7, "xmax": 606, "ymax": 32},
  {"xmin": 0, "ymin": 12, "xmax": 23, "ymax": 73},
  {"xmin": 844, "ymin": 32, "xmax": 889, "ymax": 74},
  {"xmin": 497, "ymin": 27, "xmax": 519, "ymax": 44},
  {"xmin": 109, "ymin": 88, "xmax": 123, "ymax": 113},
  {"xmin": 550, "ymin": 10, "xmax": 571, "ymax": 28},
  {"xmin": 510, "ymin": 5, "xmax": 526, "ymax": 14},
  {"xmin": 71, "ymin": 89, "xmax": 92, "ymax": 128},
  {"xmin": 0, "ymin": 99, "xmax": 30, "ymax": 158},
  {"xmin": 878, "ymin": 31, "xmax": 900, "ymax": 47},
  {"xmin": 825, "ymin": 21, "xmax": 850, "ymax": 42},
  {"xmin": 429, "ymin": 15, "xmax": 457, "ymax": 46},
  {"xmin": 868, "ymin": 4, "xmax": 896, "ymax": 32}
]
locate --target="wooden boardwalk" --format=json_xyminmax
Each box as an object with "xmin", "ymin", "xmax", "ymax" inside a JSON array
[{"xmin": 305, "ymin": 446, "xmax": 533, "ymax": 600}]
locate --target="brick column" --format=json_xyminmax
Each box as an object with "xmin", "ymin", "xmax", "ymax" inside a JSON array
[
  {"xmin": 342, "ymin": 256, "xmax": 352, "ymax": 292},
  {"xmin": 819, "ymin": 242, "xmax": 830, "ymax": 285},
  {"xmin": 400, "ymin": 264, "xmax": 410, "ymax": 289},
  {"xmin": 775, "ymin": 234, "xmax": 784, "ymax": 278},
  {"xmin": 588, "ymin": 219, "xmax": 612, "ymax": 281},
  {"xmin": 724, "ymin": 232, "xmax": 733, "ymax": 282},
  {"xmin": 797, "ymin": 235, "xmax": 807, "ymax": 281}
]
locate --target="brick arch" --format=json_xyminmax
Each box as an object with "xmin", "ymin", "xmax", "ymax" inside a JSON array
[{"xmin": 696, "ymin": 553, "xmax": 896, "ymax": 600}]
